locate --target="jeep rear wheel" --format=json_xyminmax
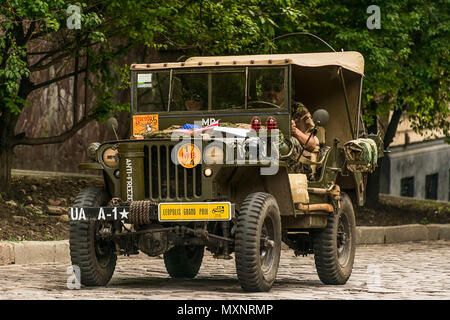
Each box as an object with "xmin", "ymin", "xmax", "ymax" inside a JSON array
[
  {"xmin": 235, "ymin": 192, "xmax": 281, "ymax": 292},
  {"xmin": 164, "ymin": 245, "xmax": 204, "ymax": 278},
  {"xmin": 69, "ymin": 187, "xmax": 117, "ymax": 286},
  {"xmin": 312, "ymin": 192, "xmax": 356, "ymax": 285}
]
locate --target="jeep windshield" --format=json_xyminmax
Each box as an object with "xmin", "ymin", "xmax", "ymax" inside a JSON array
[{"xmin": 134, "ymin": 67, "xmax": 288, "ymax": 113}]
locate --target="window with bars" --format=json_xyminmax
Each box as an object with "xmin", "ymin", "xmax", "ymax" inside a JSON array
[
  {"xmin": 425, "ymin": 173, "xmax": 438, "ymax": 200},
  {"xmin": 400, "ymin": 176, "xmax": 414, "ymax": 197}
]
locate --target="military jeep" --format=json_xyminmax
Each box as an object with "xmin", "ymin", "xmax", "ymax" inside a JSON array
[{"xmin": 69, "ymin": 51, "xmax": 383, "ymax": 292}]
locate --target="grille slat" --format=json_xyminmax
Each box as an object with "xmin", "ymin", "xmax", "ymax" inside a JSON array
[
  {"xmin": 175, "ymin": 163, "xmax": 179, "ymax": 200},
  {"xmin": 193, "ymin": 166, "xmax": 196, "ymax": 197},
  {"xmin": 166, "ymin": 147, "xmax": 170, "ymax": 199},
  {"xmin": 169, "ymin": 146, "xmax": 176, "ymax": 199},
  {"xmin": 157, "ymin": 146, "xmax": 162, "ymax": 197},
  {"xmin": 184, "ymin": 168, "xmax": 188, "ymax": 199},
  {"xmin": 144, "ymin": 146, "xmax": 150, "ymax": 199},
  {"xmin": 195, "ymin": 166, "xmax": 202, "ymax": 197},
  {"xmin": 150, "ymin": 146, "xmax": 158, "ymax": 199}
]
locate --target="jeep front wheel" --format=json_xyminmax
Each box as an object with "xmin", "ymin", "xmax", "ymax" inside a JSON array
[
  {"xmin": 69, "ymin": 187, "xmax": 117, "ymax": 286},
  {"xmin": 312, "ymin": 192, "xmax": 356, "ymax": 285},
  {"xmin": 235, "ymin": 192, "xmax": 282, "ymax": 292}
]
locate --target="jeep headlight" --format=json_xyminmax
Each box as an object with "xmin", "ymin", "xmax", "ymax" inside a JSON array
[
  {"xmin": 102, "ymin": 147, "xmax": 119, "ymax": 168},
  {"xmin": 87, "ymin": 142, "xmax": 101, "ymax": 161},
  {"xmin": 204, "ymin": 144, "xmax": 224, "ymax": 164}
]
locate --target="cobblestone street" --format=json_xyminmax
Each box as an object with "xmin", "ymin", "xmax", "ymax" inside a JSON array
[{"xmin": 0, "ymin": 241, "xmax": 448, "ymax": 300}]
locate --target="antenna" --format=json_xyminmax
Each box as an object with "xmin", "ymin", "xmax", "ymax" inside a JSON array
[
  {"xmin": 265, "ymin": 32, "xmax": 337, "ymax": 53},
  {"xmin": 106, "ymin": 117, "xmax": 119, "ymax": 140}
]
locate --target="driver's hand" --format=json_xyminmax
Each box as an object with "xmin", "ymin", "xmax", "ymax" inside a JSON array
[{"xmin": 291, "ymin": 120, "xmax": 297, "ymax": 132}]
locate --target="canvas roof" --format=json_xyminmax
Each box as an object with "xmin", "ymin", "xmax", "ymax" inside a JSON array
[{"xmin": 131, "ymin": 51, "xmax": 364, "ymax": 75}]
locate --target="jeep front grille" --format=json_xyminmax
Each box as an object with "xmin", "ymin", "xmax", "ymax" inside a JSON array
[{"xmin": 144, "ymin": 144, "xmax": 202, "ymax": 201}]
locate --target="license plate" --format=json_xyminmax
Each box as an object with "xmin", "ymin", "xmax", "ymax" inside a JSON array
[
  {"xmin": 68, "ymin": 207, "xmax": 130, "ymax": 221},
  {"xmin": 158, "ymin": 202, "xmax": 231, "ymax": 222}
]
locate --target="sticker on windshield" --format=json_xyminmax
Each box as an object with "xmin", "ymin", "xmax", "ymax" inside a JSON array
[
  {"xmin": 137, "ymin": 73, "xmax": 153, "ymax": 88},
  {"xmin": 133, "ymin": 114, "xmax": 159, "ymax": 135}
]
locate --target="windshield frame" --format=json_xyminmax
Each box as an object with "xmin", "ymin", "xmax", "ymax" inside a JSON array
[{"xmin": 132, "ymin": 65, "xmax": 290, "ymax": 115}]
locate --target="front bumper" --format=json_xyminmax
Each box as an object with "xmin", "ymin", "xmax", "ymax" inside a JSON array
[
  {"xmin": 68, "ymin": 201, "xmax": 233, "ymax": 223},
  {"xmin": 68, "ymin": 206, "xmax": 134, "ymax": 222}
]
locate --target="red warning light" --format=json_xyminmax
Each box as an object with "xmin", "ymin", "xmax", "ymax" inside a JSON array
[
  {"xmin": 251, "ymin": 116, "xmax": 262, "ymax": 131},
  {"xmin": 266, "ymin": 116, "xmax": 277, "ymax": 130}
]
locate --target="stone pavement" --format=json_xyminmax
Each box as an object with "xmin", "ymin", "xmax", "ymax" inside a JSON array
[
  {"xmin": 0, "ymin": 241, "xmax": 448, "ymax": 300},
  {"xmin": 2, "ymin": 224, "xmax": 449, "ymax": 265}
]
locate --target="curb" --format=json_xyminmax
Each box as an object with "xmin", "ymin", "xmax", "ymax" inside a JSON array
[
  {"xmin": 1, "ymin": 225, "xmax": 449, "ymax": 265},
  {"xmin": 0, "ymin": 240, "xmax": 70, "ymax": 265},
  {"xmin": 355, "ymin": 224, "xmax": 450, "ymax": 245}
]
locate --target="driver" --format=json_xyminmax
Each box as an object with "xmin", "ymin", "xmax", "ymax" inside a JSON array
[
  {"xmin": 288, "ymin": 101, "xmax": 320, "ymax": 174},
  {"xmin": 291, "ymin": 101, "xmax": 318, "ymax": 152},
  {"xmin": 185, "ymin": 92, "xmax": 204, "ymax": 111},
  {"xmin": 258, "ymin": 72, "xmax": 318, "ymax": 171},
  {"xmin": 261, "ymin": 78, "xmax": 286, "ymax": 107},
  {"xmin": 259, "ymin": 74, "xmax": 317, "ymax": 151}
]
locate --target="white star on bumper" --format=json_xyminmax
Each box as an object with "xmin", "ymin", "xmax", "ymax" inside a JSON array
[{"xmin": 119, "ymin": 208, "xmax": 129, "ymax": 220}]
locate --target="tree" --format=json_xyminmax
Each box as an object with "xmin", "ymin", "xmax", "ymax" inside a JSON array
[
  {"xmin": 270, "ymin": 0, "xmax": 449, "ymax": 207},
  {"xmin": 0, "ymin": 0, "xmax": 122, "ymax": 191},
  {"xmin": 0, "ymin": 0, "xmax": 304, "ymax": 191}
]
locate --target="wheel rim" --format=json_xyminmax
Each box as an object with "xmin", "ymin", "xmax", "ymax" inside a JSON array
[
  {"xmin": 94, "ymin": 223, "xmax": 114, "ymax": 268},
  {"xmin": 260, "ymin": 215, "xmax": 276, "ymax": 275},
  {"xmin": 336, "ymin": 213, "xmax": 351, "ymax": 267}
]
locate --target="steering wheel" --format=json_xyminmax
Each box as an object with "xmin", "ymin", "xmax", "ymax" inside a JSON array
[{"xmin": 247, "ymin": 100, "xmax": 281, "ymax": 109}]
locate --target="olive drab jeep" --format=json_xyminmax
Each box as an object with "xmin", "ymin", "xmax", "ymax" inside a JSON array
[{"xmin": 69, "ymin": 51, "xmax": 383, "ymax": 292}]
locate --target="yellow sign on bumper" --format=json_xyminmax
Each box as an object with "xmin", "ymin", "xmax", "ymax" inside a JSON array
[{"xmin": 158, "ymin": 202, "xmax": 232, "ymax": 222}]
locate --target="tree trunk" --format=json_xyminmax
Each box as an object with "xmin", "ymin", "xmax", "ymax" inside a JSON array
[
  {"xmin": 0, "ymin": 73, "xmax": 32, "ymax": 192},
  {"xmin": 0, "ymin": 143, "xmax": 13, "ymax": 193},
  {"xmin": 0, "ymin": 110, "xmax": 16, "ymax": 193},
  {"xmin": 366, "ymin": 166, "xmax": 382, "ymax": 208},
  {"xmin": 365, "ymin": 106, "xmax": 405, "ymax": 208}
]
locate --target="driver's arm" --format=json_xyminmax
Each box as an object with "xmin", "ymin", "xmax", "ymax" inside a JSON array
[{"xmin": 291, "ymin": 120, "xmax": 317, "ymax": 152}]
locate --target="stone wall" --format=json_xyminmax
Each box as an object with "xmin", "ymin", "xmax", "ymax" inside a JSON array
[
  {"xmin": 12, "ymin": 48, "xmax": 183, "ymax": 174},
  {"xmin": 12, "ymin": 65, "xmax": 130, "ymax": 174}
]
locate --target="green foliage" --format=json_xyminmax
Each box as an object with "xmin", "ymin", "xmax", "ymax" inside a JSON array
[
  {"xmin": 118, "ymin": 64, "xmax": 131, "ymax": 90},
  {"xmin": 0, "ymin": 33, "xmax": 29, "ymax": 113},
  {"xmin": 107, "ymin": 0, "xmax": 304, "ymax": 55},
  {"xmin": 0, "ymin": 0, "xmax": 447, "ymax": 143},
  {"xmin": 6, "ymin": 237, "xmax": 22, "ymax": 242},
  {"xmin": 272, "ymin": 0, "xmax": 448, "ymax": 139},
  {"xmin": 0, "ymin": 0, "xmax": 105, "ymax": 115},
  {"xmin": 0, "ymin": 0, "xmax": 304, "ymax": 122}
]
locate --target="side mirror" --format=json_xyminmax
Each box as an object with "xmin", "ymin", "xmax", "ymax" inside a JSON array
[
  {"xmin": 313, "ymin": 109, "xmax": 329, "ymax": 127},
  {"xmin": 106, "ymin": 117, "xmax": 119, "ymax": 140}
]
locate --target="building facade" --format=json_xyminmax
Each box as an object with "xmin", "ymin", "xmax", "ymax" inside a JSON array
[{"xmin": 379, "ymin": 113, "xmax": 450, "ymax": 202}]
